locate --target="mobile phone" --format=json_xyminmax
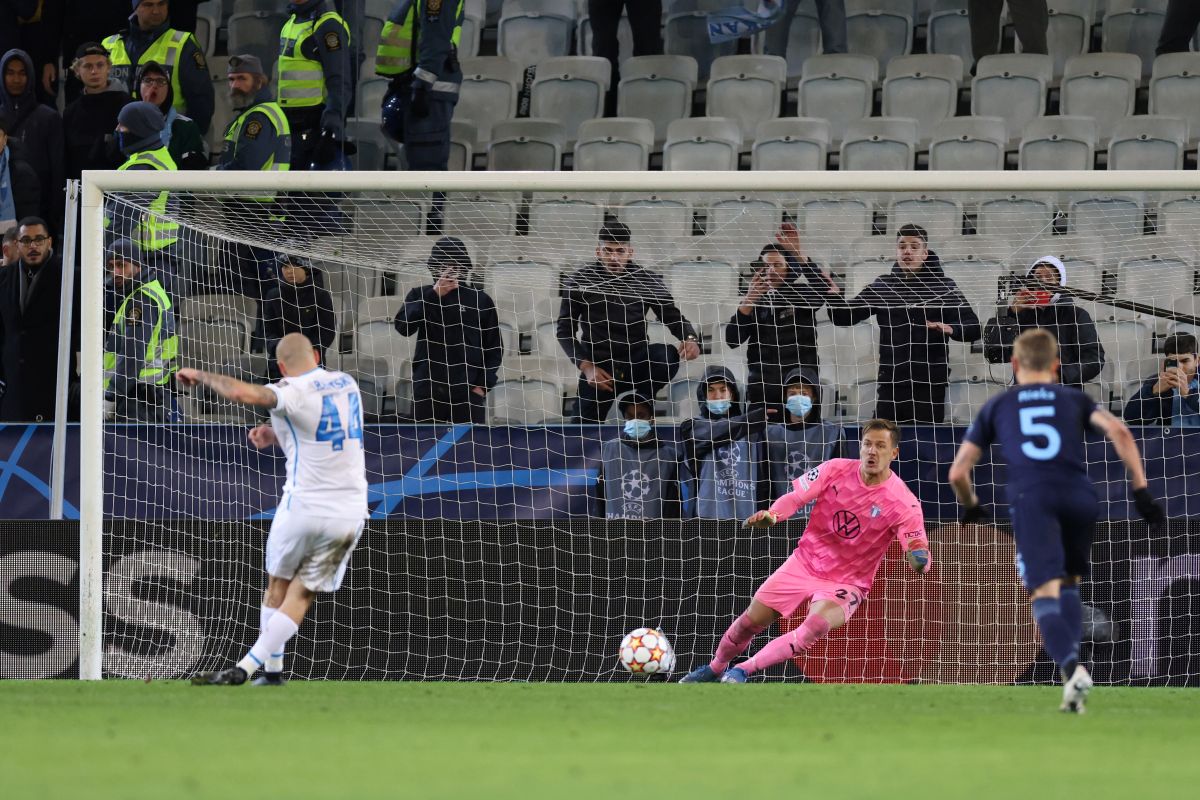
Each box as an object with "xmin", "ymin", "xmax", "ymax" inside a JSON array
[{"xmin": 1165, "ymin": 358, "xmax": 1179, "ymax": 370}]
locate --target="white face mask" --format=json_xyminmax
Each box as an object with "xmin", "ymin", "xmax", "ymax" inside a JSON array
[
  {"xmin": 786, "ymin": 394, "xmax": 813, "ymax": 419},
  {"xmin": 623, "ymin": 419, "xmax": 651, "ymax": 439}
]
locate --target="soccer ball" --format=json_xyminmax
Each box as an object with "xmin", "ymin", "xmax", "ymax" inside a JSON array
[{"xmin": 619, "ymin": 627, "xmax": 675, "ymax": 675}]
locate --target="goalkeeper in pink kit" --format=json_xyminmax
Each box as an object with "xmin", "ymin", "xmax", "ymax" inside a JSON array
[{"xmin": 681, "ymin": 419, "xmax": 931, "ymax": 683}]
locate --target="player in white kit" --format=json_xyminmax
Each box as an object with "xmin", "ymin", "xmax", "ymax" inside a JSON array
[{"xmin": 182, "ymin": 333, "xmax": 369, "ymax": 686}]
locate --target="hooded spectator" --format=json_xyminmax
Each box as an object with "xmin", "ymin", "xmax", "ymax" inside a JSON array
[
  {"xmin": 0, "ymin": 49, "xmax": 64, "ymax": 230},
  {"xmin": 1005, "ymin": 255, "xmax": 1103, "ymax": 389},
  {"xmin": 595, "ymin": 391, "xmax": 683, "ymax": 519},
  {"xmin": 135, "ymin": 60, "xmax": 207, "ymax": 169},
  {"xmin": 764, "ymin": 367, "xmax": 845, "ymax": 499},
  {"xmin": 0, "ymin": 112, "xmax": 41, "ymax": 230},
  {"xmin": 262, "ymin": 252, "xmax": 336, "ymax": 378}
]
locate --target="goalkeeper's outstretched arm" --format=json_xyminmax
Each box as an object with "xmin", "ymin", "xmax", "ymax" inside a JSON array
[{"xmin": 176, "ymin": 368, "xmax": 277, "ymax": 409}]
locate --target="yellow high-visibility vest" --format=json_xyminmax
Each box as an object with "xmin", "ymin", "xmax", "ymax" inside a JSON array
[
  {"xmin": 117, "ymin": 146, "xmax": 180, "ymax": 251},
  {"xmin": 103, "ymin": 279, "xmax": 179, "ymax": 389},
  {"xmin": 277, "ymin": 11, "xmax": 351, "ymax": 108},
  {"xmin": 375, "ymin": 0, "xmax": 462, "ymax": 77},
  {"xmin": 224, "ymin": 101, "xmax": 291, "ymax": 202}
]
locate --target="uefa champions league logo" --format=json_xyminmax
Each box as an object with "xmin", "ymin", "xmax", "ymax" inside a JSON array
[
  {"xmin": 787, "ymin": 449, "xmax": 809, "ymax": 480},
  {"xmin": 621, "ymin": 469, "xmax": 652, "ymax": 501},
  {"xmin": 717, "ymin": 444, "xmax": 742, "ymax": 474}
]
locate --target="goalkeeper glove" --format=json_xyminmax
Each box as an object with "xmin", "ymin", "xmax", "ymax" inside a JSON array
[
  {"xmin": 1132, "ymin": 487, "xmax": 1166, "ymax": 526},
  {"xmin": 960, "ymin": 503, "xmax": 988, "ymax": 525},
  {"xmin": 906, "ymin": 548, "xmax": 930, "ymax": 574}
]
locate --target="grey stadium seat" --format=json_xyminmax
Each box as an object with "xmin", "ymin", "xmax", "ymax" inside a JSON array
[
  {"xmin": 936, "ymin": 236, "xmax": 1009, "ymax": 318},
  {"xmin": 839, "ymin": 117, "xmax": 919, "ymax": 170},
  {"xmin": 1149, "ymin": 53, "xmax": 1200, "ymax": 147},
  {"xmin": 195, "ymin": 1, "xmax": 218, "ymax": 55},
  {"xmin": 1107, "ymin": 116, "xmax": 1189, "ymax": 171},
  {"xmin": 975, "ymin": 195, "xmax": 1056, "ymax": 241},
  {"xmin": 1069, "ymin": 195, "xmax": 1145, "ymax": 246},
  {"xmin": 356, "ymin": 77, "xmax": 389, "ymax": 122},
  {"xmin": 577, "ymin": 0, "xmax": 634, "ymax": 62},
  {"xmin": 498, "ymin": 0, "xmax": 576, "ymax": 71},
  {"xmin": 1113, "ymin": 237, "xmax": 1196, "ymax": 326},
  {"xmin": 226, "ymin": 11, "xmax": 288, "ymax": 77},
  {"xmin": 617, "ymin": 55, "xmax": 700, "ymax": 145},
  {"xmin": 926, "ymin": 0, "xmax": 971, "ymax": 79},
  {"xmin": 664, "ymin": 0, "xmax": 740, "ymax": 80},
  {"xmin": 798, "ymin": 54, "xmax": 878, "ymax": 145},
  {"xmin": 1060, "ymin": 52, "xmax": 1142, "ymax": 144},
  {"xmin": 345, "ymin": 117, "xmax": 391, "ymax": 171},
  {"xmin": 880, "ymin": 54, "xmax": 964, "ymax": 144},
  {"xmin": 946, "ymin": 379, "xmax": 1006, "ymax": 424},
  {"xmin": 845, "ymin": 0, "xmax": 914, "ymax": 71},
  {"xmin": 487, "ymin": 119, "xmax": 566, "ymax": 170},
  {"xmin": 455, "ymin": 57, "xmax": 525, "ymax": 150},
  {"xmin": 753, "ymin": 1, "xmax": 822, "ymax": 86},
  {"xmin": 798, "ymin": 197, "xmax": 872, "ymax": 240},
  {"xmin": 530, "ymin": 56, "xmax": 612, "ymax": 146},
  {"xmin": 1021, "ymin": 0, "xmax": 1091, "ymax": 81},
  {"xmin": 663, "ymin": 117, "xmax": 742, "ymax": 170},
  {"xmin": 1157, "ymin": 194, "xmax": 1200, "ymax": 238},
  {"xmin": 1018, "ymin": 116, "xmax": 1097, "ymax": 171},
  {"xmin": 460, "ymin": 0, "xmax": 487, "ymax": 58},
  {"xmin": 449, "ymin": 120, "xmax": 476, "ymax": 171},
  {"xmin": 1102, "ymin": 0, "xmax": 1168, "ymax": 79},
  {"xmin": 752, "ymin": 117, "xmax": 831, "ymax": 170},
  {"xmin": 971, "ymin": 54, "xmax": 1051, "ymax": 145},
  {"xmin": 705, "ymin": 54, "xmax": 788, "ymax": 144},
  {"xmin": 928, "ymin": 116, "xmax": 1007, "ymax": 170},
  {"xmin": 887, "ymin": 194, "xmax": 963, "ymax": 242},
  {"xmin": 664, "ymin": 247, "xmax": 741, "ymax": 332},
  {"xmin": 489, "ymin": 359, "xmax": 565, "ymax": 423},
  {"xmin": 444, "ymin": 193, "xmax": 518, "ymax": 240},
  {"xmin": 527, "ymin": 194, "xmax": 607, "ymax": 243},
  {"xmin": 706, "ymin": 195, "xmax": 784, "ymax": 243},
  {"xmin": 574, "ymin": 117, "xmax": 655, "ymax": 170}
]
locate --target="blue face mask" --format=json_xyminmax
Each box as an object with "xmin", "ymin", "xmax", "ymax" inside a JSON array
[
  {"xmin": 706, "ymin": 399, "xmax": 732, "ymax": 415},
  {"xmin": 786, "ymin": 394, "xmax": 813, "ymax": 419},
  {"xmin": 623, "ymin": 419, "xmax": 652, "ymax": 439}
]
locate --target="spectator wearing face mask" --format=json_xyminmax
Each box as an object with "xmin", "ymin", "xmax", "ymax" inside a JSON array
[
  {"xmin": 764, "ymin": 367, "xmax": 844, "ymax": 500},
  {"xmin": 595, "ymin": 392, "xmax": 683, "ymax": 519}
]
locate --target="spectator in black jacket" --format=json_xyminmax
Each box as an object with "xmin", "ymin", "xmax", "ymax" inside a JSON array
[
  {"xmin": 1004, "ymin": 255, "xmax": 1103, "ymax": 389},
  {"xmin": 725, "ymin": 223, "xmax": 841, "ymax": 415},
  {"xmin": 1, "ymin": 49, "xmax": 64, "ymax": 231},
  {"xmin": 1123, "ymin": 333, "xmax": 1198, "ymax": 428},
  {"xmin": 0, "ymin": 216, "xmax": 80, "ymax": 422},
  {"xmin": 262, "ymin": 253, "xmax": 336, "ymax": 379},
  {"xmin": 0, "ymin": 114, "xmax": 42, "ymax": 229},
  {"xmin": 557, "ymin": 219, "xmax": 701, "ymax": 422},
  {"xmin": 62, "ymin": 42, "xmax": 130, "ymax": 178},
  {"xmin": 830, "ymin": 223, "xmax": 982, "ymax": 423},
  {"xmin": 394, "ymin": 236, "xmax": 503, "ymax": 424},
  {"xmin": 1, "ymin": 226, "xmax": 16, "ymax": 266}
]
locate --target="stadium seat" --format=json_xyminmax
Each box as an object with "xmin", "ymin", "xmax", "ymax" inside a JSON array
[
  {"xmin": 355, "ymin": 296, "xmax": 417, "ymax": 378},
  {"xmin": 798, "ymin": 197, "xmax": 873, "ymax": 242},
  {"xmin": 1157, "ymin": 194, "xmax": 1200, "ymax": 238},
  {"xmin": 487, "ymin": 119, "xmax": 566, "ymax": 170},
  {"xmin": 1095, "ymin": 317, "xmax": 1156, "ymax": 387},
  {"xmin": 705, "ymin": 55, "xmax": 788, "ymax": 144},
  {"xmin": 1018, "ymin": 116, "xmax": 1097, "ymax": 170},
  {"xmin": 460, "ymin": 0, "xmax": 487, "ymax": 58},
  {"xmin": 1060, "ymin": 53, "xmax": 1142, "ymax": 144},
  {"xmin": 662, "ymin": 117, "xmax": 742, "ymax": 170},
  {"xmin": 226, "ymin": 10, "xmax": 289, "ymax": 78},
  {"xmin": 576, "ymin": 0, "xmax": 634, "ymax": 62},
  {"xmin": 530, "ymin": 56, "xmax": 612, "ymax": 146},
  {"xmin": 936, "ymin": 235, "xmax": 1009, "ymax": 318},
  {"xmin": 178, "ymin": 320, "xmax": 248, "ymax": 368},
  {"xmin": 353, "ymin": 198, "xmax": 427, "ymax": 244},
  {"xmin": 845, "ymin": 0, "xmax": 914, "ymax": 71},
  {"xmin": 888, "ymin": 195, "xmax": 963, "ymax": 242},
  {"xmin": 489, "ymin": 359, "xmax": 565, "ymax": 423},
  {"xmin": 664, "ymin": 0, "xmax": 740, "ymax": 80},
  {"xmin": 485, "ymin": 257, "xmax": 562, "ymax": 334},
  {"xmin": 617, "ymin": 55, "xmax": 699, "ymax": 146},
  {"xmin": 455, "ymin": 57, "xmax": 525, "ymax": 150},
  {"xmin": 751, "ymin": 1, "xmax": 821, "ymax": 87},
  {"xmin": 1021, "ymin": 0, "xmax": 1092, "ymax": 80},
  {"xmin": 664, "ymin": 247, "xmax": 741, "ymax": 333},
  {"xmin": 573, "ymin": 117, "xmax": 655, "ymax": 170},
  {"xmin": 327, "ymin": 352, "xmax": 394, "ymax": 420},
  {"xmin": 839, "ymin": 117, "xmax": 919, "ymax": 170},
  {"xmin": 928, "ymin": 116, "xmax": 1007, "ymax": 170},
  {"xmin": 444, "ymin": 194, "xmax": 518, "ymax": 241},
  {"xmin": 449, "ymin": 120, "xmax": 476, "ymax": 171},
  {"xmin": 975, "ymin": 194, "xmax": 1056, "ymax": 241},
  {"xmin": 798, "ymin": 54, "xmax": 878, "ymax": 145},
  {"xmin": 231, "ymin": 0, "xmax": 278, "ymax": 13},
  {"xmin": 359, "ymin": 0, "xmax": 391, "ymax": 66},
  {"xmin": 194, "ymin": 1, "xmax": 218, "ymax": 56},
  {"xmin": 1102, "ymin": 0, "xmax": 1168, "ymax": 79},
  {"xmin": 1069, "ymin": 195, "xmax": 1145, "ymax": 247},
  {"xmin": 205, "ymin": 56, "xmax": 235, "ymax": 156},
  {"xmin": 926, "ymin": 0, "xmax": 971, "ymax": 79},
  {"xmin": 177, "ymin": 294, "xmax": 259, "ymax": 349},
  {"xmin": 706, "ymin": 195, "xmax": 784, "ymax": 243},
  {"xmin": 881, "ymin": 54, "xmax": 964, "ymax": 144},
  {"xmin": 356, "ymin": 77, "xmax": 389, "ymax": 124},
  {"xmin": 946, "ymin": 378, "xmax": 1006, "ymax": 424},
  {"xmin": 527, "ymin": 194, "xmax": 607, "ymax": 242},
  {"xmin": 814, "ymin": 318, "xmax": 879, "ymax": 404},
  {"xmin": 345, "ymin": 117, "xmax": 390, "ymax": 171},
  {"xmin": 971, "ymin": 54, "xmax": 1051, "ymax": 146},
  {"xmin": 1148, "ymin": 53, "xmax": 1200, "ymax": 146},
  {"xmin": 1107, "ymin": 116, "xmax": 1189, "ymax": 171},
  {"xmin": 1114, "ymin": 237, "xmax": 1196, "ymax": 325},
  {"xmin": 497, "ymin": 0, "xmax": 577, "ymax": 70},
  {"xmin": 617, "ymin": 194, "xmax": 694, "ymax": 262},
  {"xmin": 751, "ymin": 117, "xmax": 831, "ymax": 170}
]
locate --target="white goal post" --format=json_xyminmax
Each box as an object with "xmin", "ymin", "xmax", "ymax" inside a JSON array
[{"xmin": 78, "ymin": 169, "xmax": 1200, "ymax": 682}]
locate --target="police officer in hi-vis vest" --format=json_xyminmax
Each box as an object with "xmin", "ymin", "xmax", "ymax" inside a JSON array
[
  {"xmin": 103, "ymin": 0, "xmax": 214, "ymax": 134},
  {"xmin": 103, "ymin": 238, "xmax": 180, "ymax": 422},
  {"xmin": 217, "ymin": 54, "xmax": 293, "ymax": 301},
  {"xmin": 377, "ymin": 0, "xmax": 464, "ymax": 170},
  {"xmin": 278, "ymin": 0, "xmax": 353, "ymax": 169}
]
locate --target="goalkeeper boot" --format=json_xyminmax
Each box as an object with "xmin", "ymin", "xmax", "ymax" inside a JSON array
[
  {"xmin": 678, "ymin": 665, "xmax": 720, "ymax": 683},
  {"xmin": 190, "ymin": 666, "xmax": 248, "ymax": 686},
  {"xmin": 719, "ymin": 667, "xmax": 749, "ymax": 684},
  {"xmin": 1059, "ymin": 665, "xmax": 1093, "ymax": 714},
  {"xmin": 251, "ymin": 672, "xmax": 286, "ymax": 687}
]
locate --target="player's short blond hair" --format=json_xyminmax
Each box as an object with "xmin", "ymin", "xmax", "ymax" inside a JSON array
[
  {"xmin": 1014, "ymin": 329, "xmax": 1059, "ymax": 372},
  {"xmin": 862, "ymin": 418, "xmax": 900, "ymax": 447}
]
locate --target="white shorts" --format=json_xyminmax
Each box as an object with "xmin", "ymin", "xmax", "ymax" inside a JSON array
[{"xmin": 265, "ymin": 509, "xmax": 364, "ymax": 593}]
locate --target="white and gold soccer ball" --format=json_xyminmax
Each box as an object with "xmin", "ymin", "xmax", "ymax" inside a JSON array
[{"xmin": 618, "ymin": 627, "xmax": 675, "ymax": 675}]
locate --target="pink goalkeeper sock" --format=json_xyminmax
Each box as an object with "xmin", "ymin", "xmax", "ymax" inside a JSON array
[
  {"xmin": 740, "ymin": 614, "xmax": 831, "ymax": 676},
  {"xmin": 710, "ymin": 612, "xmax": 768, "ymax": 673}
]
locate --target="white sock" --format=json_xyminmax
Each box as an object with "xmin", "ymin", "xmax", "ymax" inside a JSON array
[
  {"xmin": 261, "ymin": 605, "xmax": 284, "ymax": 673},
  {"xmin": 238, "ymin": 613, "xmax": 299, "ymax": 676}
]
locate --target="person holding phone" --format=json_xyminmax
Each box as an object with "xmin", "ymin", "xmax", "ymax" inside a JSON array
[{"xmin": 1123, "ymin": 333, "xmax": 1199, "ymax": 427}]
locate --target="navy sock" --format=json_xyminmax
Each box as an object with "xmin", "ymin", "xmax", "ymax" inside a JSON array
[
  {"xmin": 1032, "ymin": 597, "xmax": 1079, "ymax": 678},
  {"xmin": 1059, "ymin": 586, "xmax": 1084, "ymax": 653}
]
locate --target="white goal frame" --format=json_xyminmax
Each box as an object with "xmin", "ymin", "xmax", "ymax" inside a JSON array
[{"xmin": 78, "ymin": 169, "xmax": 1200, "ymax": 680}]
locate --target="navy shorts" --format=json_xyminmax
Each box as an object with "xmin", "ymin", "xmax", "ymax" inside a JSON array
[{"xmin": 1009, "ymin": 484, "xmax": 1099, "ymax": 593}]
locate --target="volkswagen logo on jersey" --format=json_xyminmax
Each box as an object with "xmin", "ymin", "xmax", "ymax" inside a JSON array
[{"xmin": 833, "ymin": 509, "xmax": 861, "ymax": 540}]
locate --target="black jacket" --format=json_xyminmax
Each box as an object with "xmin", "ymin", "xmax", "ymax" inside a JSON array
[
  {"xmin": 1, "ymin": 49, "xmax": 65, "ymax": 230},
  {"xmin": 0, "ymin": 249, "xmax": 80, "ymax": 421},
  {"xmin": 394, "ymin": 282, "xmax": 503, "ymax": 392},
  {"xmin": 725, "ymin": 253, "xmax": 832, "ymax": 381},
  {"xmin": 830, "ymin": 253, "xmax": 982, "ymax": 386},
  {"xmin": 62, "ymin": 85, "xmax": 130, "ymax": 178},
  {"xmin": 262, "ymin": 268, "xmax": 337, "ymax": 364},
  {"xmin": 556, "ymin": 260, "xmax": 698, "ymax": 367},
  {"xmin": 1007, "ymin": 299, "xmax": 1104, "ymax": 388},
  {"xmin": 3, "ymin": 138, "xmax": 42, "ymax": 221}
]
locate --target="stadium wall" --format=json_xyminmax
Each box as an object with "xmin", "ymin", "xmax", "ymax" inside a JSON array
[
  {"xmin": 1, "ymin": 424, "xmax": 1199, "ymax": 521},
  {"xmin": 2, "ymin": 519, "xmax": 1198, "ymax": 684}
]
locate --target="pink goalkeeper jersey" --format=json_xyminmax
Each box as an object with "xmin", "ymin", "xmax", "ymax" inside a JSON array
[{"xmin": 768, "ymin": 458, "xmax": 929, "ymax": 591}]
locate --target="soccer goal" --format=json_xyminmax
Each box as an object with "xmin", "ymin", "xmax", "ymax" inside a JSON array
[{"xmin": 77, "ymin": 169, "xmax": 1200, "ymax": 684}]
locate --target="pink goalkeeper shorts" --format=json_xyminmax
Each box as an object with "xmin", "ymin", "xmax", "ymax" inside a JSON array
[{"xmin": 753, "ymin": 552, "xmax": 866, "ymax": 621}]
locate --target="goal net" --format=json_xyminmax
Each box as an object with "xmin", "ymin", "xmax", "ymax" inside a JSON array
[{"xmin": 80, "ymin": 171, "xmax": 1200, "ymax": 684}]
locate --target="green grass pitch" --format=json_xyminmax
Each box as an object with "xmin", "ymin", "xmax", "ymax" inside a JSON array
[{"xmin": 2, "ymin": 682, "xmax": 1197, "ymax": 799}]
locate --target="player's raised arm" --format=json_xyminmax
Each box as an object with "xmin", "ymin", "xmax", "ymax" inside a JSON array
[
  {"xmin": 1088, "ymin": 407, "xmax": 1166, "ymax": 525},
  {"xmin": 743, "ymin": 464, "xmax": 829, "ymax": 527},
  {"xmin": 948, "ymin": 440, "xmax": 988, "ymax": 524},
  {"xmin": 176, "ymin": 367, "xmax": 277, "ymax": 409}
]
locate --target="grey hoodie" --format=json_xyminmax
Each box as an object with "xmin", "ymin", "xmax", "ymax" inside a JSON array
[{"xmin": 765, "ymin": 366, "xmax": 844, "ymax": 499}]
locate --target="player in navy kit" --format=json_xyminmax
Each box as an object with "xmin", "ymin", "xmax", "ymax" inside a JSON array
[{"xmin": 948, "ymin": 329, "xmax": 1165, "ymax": 713}]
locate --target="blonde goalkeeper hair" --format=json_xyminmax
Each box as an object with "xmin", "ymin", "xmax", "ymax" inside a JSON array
[
  {"xmin": 276, "ymin": 333, "xmax": 318, "ymax": 374},
  {"xmin": 1014, "ymin": 328, "xmax": 1059, "ymax": 372}
]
